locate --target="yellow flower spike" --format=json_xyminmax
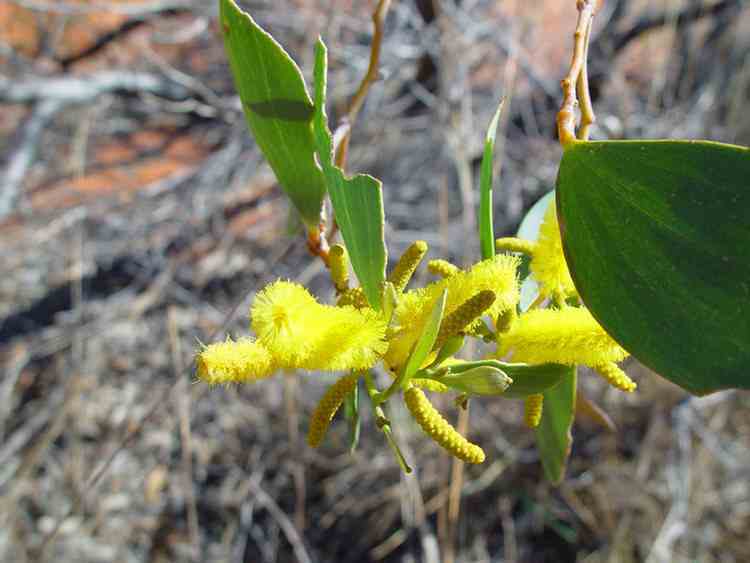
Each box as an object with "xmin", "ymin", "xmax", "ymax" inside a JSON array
[
  {"xmin": 337, "ymin": 286, "xmax": 369, "ymax": 309},
  {"xmin": 196, "ymin": 337, "xmax": 275, "ymax": 385},
  {"xmin": 496, "ymin": 237, "xmax": 537, "ymax": 255},
  {"xmin": 388, "ymin": 240, "xmax": 428, "ymax": 293},
  {"xmin": 530, "ymin": 203, "xmax": 577, "ymax": 299},
  {"xmin": 495, "ymin": 307, "xmax": 517, "ymax": 335},
  {"xmin": 385, "ymin": 254, "xmax": 520, "ymax": 371},
  {"xmin": 302, "ymin": 305, "xmax": 388, "ymax": 371},
  {"xmin": 251, "ymin": 281, "xmax": 321, "ymax": 367},
  {"xmin": 307, "ymin": 372, "xmax": 360, "ymax": 447},
  {"xmin": 524, "ymin": 393, "xmax": 544, "ymax": 428},
  {"xmin": 427, "ymin": 259, "xmax": 459, "ymax": 279},
  {"xmin": 593, "ymin": 362, "xmax": 637, "ymax": 392},
  {"xmin": 404, "ymin": 386, "xmax": 485, "ymax": 464},
  {"xmin": 329, "ymin": 244, "xmax": 349, "ymax": 293},
  {"xmin": 434, "ymin": 290, "xmax": 495, "ymax": 351},
  {"xmin": 411, "ymin": 378, "xmax": 449, "ymax": 393},
  {"xmin": 499, "ymin": 306, "xmax": 629, "ymax": 367}
]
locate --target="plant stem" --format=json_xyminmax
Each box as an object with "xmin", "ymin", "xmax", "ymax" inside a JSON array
[
  {"xmin": 364, "ymin": 372, "xmax": 412, "ymax": 473},
  {"xmin": 557, "ymin": 0, "xmax": 597, "ymax": 146},
  {"xmin": 334, "ymin": 0, "xmax": 392, "ymax": 170}
]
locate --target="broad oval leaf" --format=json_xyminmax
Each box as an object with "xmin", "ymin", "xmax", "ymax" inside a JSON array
[
  {"xmin": 535, "ymin": 367, "xmax": 576, "ymax": 484},
  {"xmin": 219, "ymin": 0, "xmax": 326, "ymax": 226},
  {"xmin": 556, "ymin": 140, "xmax": 750, "ymax": 395}
]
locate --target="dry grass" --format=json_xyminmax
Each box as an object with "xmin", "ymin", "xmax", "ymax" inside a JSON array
[{"xmin": 1, "ymin": 0, "xmax": 749, "ymax": 561}]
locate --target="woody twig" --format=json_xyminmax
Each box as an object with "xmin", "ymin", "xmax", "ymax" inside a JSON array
[{"xmin": 557, "ymin": 0, "xmax": 597, "ymax": 146}]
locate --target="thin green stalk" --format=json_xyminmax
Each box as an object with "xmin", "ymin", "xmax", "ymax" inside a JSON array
[{"xmin": 364, "ymin": 372, "xmax": 412, "ymax": 473}]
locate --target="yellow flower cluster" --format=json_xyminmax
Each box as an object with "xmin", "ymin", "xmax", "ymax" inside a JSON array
[
  {"xmin": 195, "ymin": 226, "xmax": 638, "ymax": 466},
  {"xmin": 196, "ymin": 337, "xmax": 274, "ymax": 385},
  {"xmin": 196, "ymin": 281, "xmax": 388, "ymax": 384},
  {"xmin": 496, "ymin": 201, "xmax": 576, "ymax": 300},
  {"xmin": 499, "ymin": 306, "xmax": 629, "ymax": 367},
  {"xmin": 385, "ymin": 254, "xmax": 520, "ymax": 371},
  {"xmin": 531, "ymin": 203, "xmax": 577, "ymax": 299}
]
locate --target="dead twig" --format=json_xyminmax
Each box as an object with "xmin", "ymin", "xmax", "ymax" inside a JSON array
[
  {"xmin": 0, "ymin": 100, "xmax": 62, "ymax": 219},
  {"xmin": 168, "ymin": 307, "xmax": 200, "ymax": 559},
  {"xmin": 0, "ymin": 71, "xmax": 190, "ymax": 105},
  {"xmin": 10, "ymin": 0, "xmax": 192, "ymax": 16},
  {"xmin": 246, "ymin": 478, "xmax": 314, "ymax": 563}
]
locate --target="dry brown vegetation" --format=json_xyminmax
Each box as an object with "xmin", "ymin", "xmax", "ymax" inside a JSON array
[{"xmin": 1, "ymin": 0, "xmax": 749, "ymax": 561}]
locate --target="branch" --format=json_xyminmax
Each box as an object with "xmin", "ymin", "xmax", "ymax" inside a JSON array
[
  {"xmin": 334, "ymin": 0, "xmax": 392, "ymax": 170},
  {"xmin": 557, "ymin": 0, "xmax": 597, "ymax": 146},
  {"xmin": 10, "ymin": 0, "xmax": 192, "ymax": 16},
  {"xmin": 0, "ymin": 100, "xmax": 62, "ymax": 219},
  {"xmin": 0, "ymin": 70, "xmax": 190, "ymax": 104}
]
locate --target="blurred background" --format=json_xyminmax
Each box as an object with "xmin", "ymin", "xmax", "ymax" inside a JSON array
[{"xmin": 1, "ymin": 0, "xmax": 750, "ymax": 561}]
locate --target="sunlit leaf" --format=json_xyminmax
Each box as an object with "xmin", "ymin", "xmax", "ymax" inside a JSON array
[
  {"xmin": 557, "ymin": 140, "xmax": 750, "ymax": 395},
  {"xmin": 535, "ymin": 367, "xmax": 576, "ymax": 484},
  {"xmin": 312, "ymin": 38, "xmax": 387, "ymax": 309},
  {"xmin": 219, "ymin": 0, "xmax": 326, "ymax": 226},
  {"xmin": 404, "ymin": 290, "xmax": 447, "ymax": 380}
]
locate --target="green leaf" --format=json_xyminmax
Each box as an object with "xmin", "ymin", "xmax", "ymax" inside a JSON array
[
  {"xmin": 219, "ymin": 0, "xmax": 326, "ymax": 226},
  {"xmin": 479, "ymin": 99, "xmax": 505, "ymax": 260},
  {"xmin": 496, "ymin": 362, "xmax": 568, "ymax": 399},
  {"xmin": 312, "ymin": 38, "xmax": 387, "ymax": 309},
  {"xmin": 516, "ymin": 190, "xmax": 555, "ymax": 311},
  {"xmin": 557, "ymin": 140, "xmax": 750, "ymax": 395},
  {"xmin": 404, "ymin": 289, "xmax": 447, "ymax": 380},
  {"xmin": 535, "ymin": 367, "xmax": 576, "ymax": 484}
]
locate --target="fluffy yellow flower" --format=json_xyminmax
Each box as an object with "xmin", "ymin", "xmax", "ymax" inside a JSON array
[
  {"xmin": 251, "ymin": 280, "xmax": 321, "ymax": 367},
  {"xmin": 251, "ymin": 280, "xmax": 388, "ymax": 371},
  {"xmin": 385, "ymin": 254, "xmax": 520, "ymax": 371},
  {"xmin": 530, "ymin": 203, "xmax": 576, "ymax": 299},
  {"xmin": 301, "ymin": 305, "xmax": 388, "ymax": 371},
  {"xmin": 196, "ymin": 337, "xmax": 274, "ymax": 384},
  {"xmin": 499, "ymin": 306, "xmax": 628, "ymax": 367}
]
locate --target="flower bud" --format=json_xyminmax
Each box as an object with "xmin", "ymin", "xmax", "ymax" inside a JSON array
[{"xmin": 440, "ymin": 366, "xmax": 512, "ymax": 395}]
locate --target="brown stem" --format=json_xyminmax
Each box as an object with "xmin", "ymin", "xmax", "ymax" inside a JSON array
[
  {"xmin": 334, "ymin": 0, "xmax": 392, "ymax": 170},
  {"xmin": 306, "ymin": 222, "xmax": 330, "ymax": 266},
  {"xmin": 557, "ymin": 0, "xmax": 597, "ymax": 146}
]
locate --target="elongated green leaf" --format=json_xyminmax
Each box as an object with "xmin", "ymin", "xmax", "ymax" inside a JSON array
[
  {"xmin": 516, "ymin": 190, "xmax": 555, "ymax": 311},
  {"xmin": 479, "ymin": 99, "xmax": 505, "ymax": 260},
  {"xmin": 535, "ymin": 367, "xmax": 576, "ymax": 484},
  {"xmin": 557, "ymin": 140, "xmax": 750, "ymax": 395},
  {"xmin": 404, "ymin": 290, "xmax": 447, "ymax": 380},
  {"xmin": 219, "ymin": 0, "xmax": 326, "ymax": 226},
  {"xmin": 312, "ymin": 39, "xmax": 387, "ymax": 309}
]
